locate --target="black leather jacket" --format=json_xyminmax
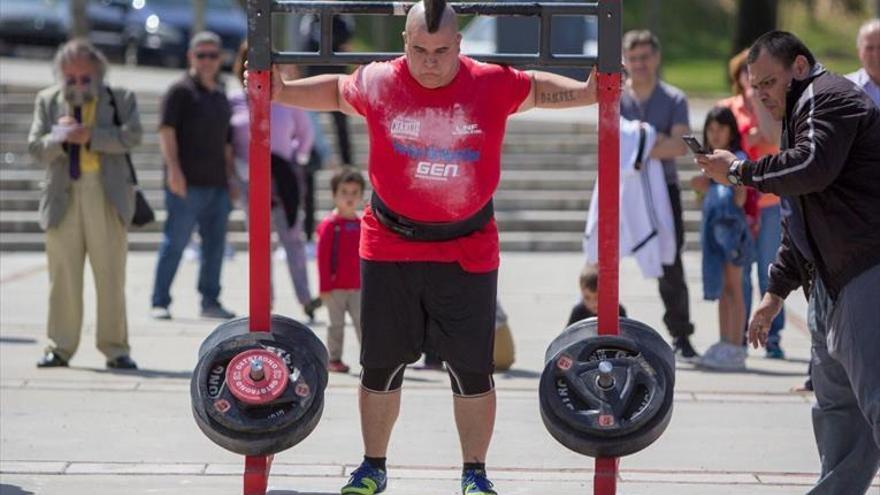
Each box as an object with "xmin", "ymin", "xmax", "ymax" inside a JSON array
[{"xmin": 741, "ymin": 65, "xmax": 880, "ymax": 300}]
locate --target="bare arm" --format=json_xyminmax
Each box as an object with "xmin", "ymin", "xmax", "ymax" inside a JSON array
[
  {"xmin": 225, "ymin": 143, "xmax": 235, "ymax": 180},
  {"xmin": 225, "ymin": 143, "xmax": 239, "ymax": 200},
  {"xmin": 649, "ymin": 123, "xmax": 689, "ymax": 160},
  {"xmin": 159, "ymin": 126, "xmax": 186, "ymax": 197},
  {"xmin": 517, "ymin": 69, "xmax": 597, "ymax": 112},
  {"xmin": 273, "ymin": 68, "xmax": 358, "ymax": 116},
  {"xmin": 158, "ymin": 127, "xmax": 180, "ymax": 171}
]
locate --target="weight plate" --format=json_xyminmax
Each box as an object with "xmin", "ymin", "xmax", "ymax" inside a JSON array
[
  {"xmin": 225, "ymin": 348, "xmax": 291, "ymax": 405},
  {"xmin": 191, "ymin": 319, "xmax": 329, "ymax": 456},
  {"xmin": 539, "ymin": 317, "xmax": 675, "ymax": 458}
]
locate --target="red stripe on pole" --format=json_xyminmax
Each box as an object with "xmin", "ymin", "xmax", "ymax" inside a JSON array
[
  {"xmin": 594, "ymin": 456, "xmax": 619, "ymax": 493},
  {"xmin": 596, "ymin": 71, "xmax": 621, "ymax": 337},
  {"xmin": 248, "ymin": 70, "xmax": 272, "ymax": 333},
  {"xmin": 243, "ymin": 454, "xmax": 273, "ymax": 495}
]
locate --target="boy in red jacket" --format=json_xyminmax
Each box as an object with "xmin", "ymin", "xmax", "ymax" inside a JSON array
[{"xmin": 317, "ymin": 168, "xmax": 365, "ymax": 373}]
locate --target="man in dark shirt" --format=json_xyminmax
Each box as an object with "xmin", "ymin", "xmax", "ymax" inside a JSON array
[
  {"xmin": 619, "ymin": 30, "xmax": 698, "ymax": 361},
  {"xmin": 150, "ymin": 32, "xmax": 236, "ymax": 320}
]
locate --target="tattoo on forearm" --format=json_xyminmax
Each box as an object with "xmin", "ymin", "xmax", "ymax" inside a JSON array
[{"xmin": 539, "ymin": 90, "xmax": 577, "ymax": 104}]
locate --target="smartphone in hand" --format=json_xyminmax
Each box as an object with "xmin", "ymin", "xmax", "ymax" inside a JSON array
[{"xmin": 682, "ymin": 135, "xmax": 710, "ymax": 155}]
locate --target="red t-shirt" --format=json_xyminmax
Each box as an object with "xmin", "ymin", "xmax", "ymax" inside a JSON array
[
  {"xmin": 341, "ymin": 56, "xmax": 531, "ymax": 273},
  {"xmin": 316, "ymin": 213, "xmax": 362, "ymax": 292}
]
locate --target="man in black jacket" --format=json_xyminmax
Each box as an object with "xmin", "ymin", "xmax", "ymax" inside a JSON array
[{"xmin": 699, "ymin": 31, "xmax": 880, "ymax": 494}]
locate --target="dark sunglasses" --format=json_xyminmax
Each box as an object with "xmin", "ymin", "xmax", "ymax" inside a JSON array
[
  {"xmin": 195, "ymin": 52, "xmax": 220, "ymax": 60},
  {"xmin": 64, "ymin": 75, "xmax": 92, "ymax": 86}
]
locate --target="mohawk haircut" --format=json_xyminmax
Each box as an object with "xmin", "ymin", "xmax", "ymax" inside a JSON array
[{"xmin": 424, "ymin": 0, "xmax": 447, "ymax": 33}]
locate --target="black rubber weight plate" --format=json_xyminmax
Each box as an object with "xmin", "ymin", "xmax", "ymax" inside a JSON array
[
  {"xmin": 191, "ymin": 329, "xmax": 328, "ymax": 456},
  {"xmin": 539, "ymin": 317, "xmax": 675, "ymax": 457},
  {"xmin": 545, "ymin": 317, "xmax": 675, "ymax": 381}
]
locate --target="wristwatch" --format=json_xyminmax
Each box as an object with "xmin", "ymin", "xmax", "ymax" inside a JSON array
[{"xmin": 727, "ymin": 159, "xmax": 744, "ymax": 186}]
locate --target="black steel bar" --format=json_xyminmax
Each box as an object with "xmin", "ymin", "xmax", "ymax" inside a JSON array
[
  {"xmin": 319, "ymin": 10, "xmax": 333, "ymax": 58},
  {"xmin": 272, "ymin": 1, "xmax": 599, "ymax": 15},
  {"xmin": 272, "ymin": 51, "xmax": 598, "ymax": 67},
  {"xmin": 247, "ymin": 0, "xmax": 272, "ymax": 70},
  {"xmin": 596, "ymin": 0, "xmax": 621, "ymax": 73},
  {"xmin": 538, "ymin": 10, "xmax": 552, "ymax": 61},
  {"xmin": 273, "ymin": 1, "xmax": 608, "ymax": 68}
]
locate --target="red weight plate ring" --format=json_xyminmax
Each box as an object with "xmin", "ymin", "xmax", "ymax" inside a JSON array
[{"xmin": 225, "ymin": 349, "xmax": 290, "ymax": 405}]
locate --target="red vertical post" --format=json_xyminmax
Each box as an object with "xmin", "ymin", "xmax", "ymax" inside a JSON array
[
  {"xmin": 248, "ymin": 69, "xmax": 272, "ymax": 332},
  {"xmin": 244, "ymin": 454, "xmax": 274, "ymax": 495},
  {"xmin": 594, "ymin": 456, "xmax": 620, "ymax": 494},
  {"xmin": 244, "ymin": 68, "xmax": 272, "ymax": 494},
  {"xmin": 596, "ymin": 71, "xmax": 621, "ymax": 337},
  {"xmin": 242, "ymin": 0, "xmax": 273, "ymax": 492},
  {"xmin": 594, "ymin": 67, "xmax": 622, "ymax": 495}
]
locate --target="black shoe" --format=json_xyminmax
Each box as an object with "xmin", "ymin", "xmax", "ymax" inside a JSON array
[
  {"xmin": 303, "ymin": 297, "xmax": 322, "ymax": 321},
  {"xmin": 107, "ymin": 355, "xmax": 138, "ymax": 370},
  {"xmin": 673, "ymin": 337, "xmax": 700, "ymax": 362},
  {"xmin": 36, "ymin": 351, "xmax": 68, "ymax": 368},
  {"xmin": 201, "ymin": 304, "xmax": 236, "ymax": 320}
]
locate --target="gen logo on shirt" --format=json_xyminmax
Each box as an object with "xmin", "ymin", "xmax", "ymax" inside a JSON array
[
  {"xmin": 416, "ymin": 161, "xmax": 459, "ymax": 181},
  {"xmin": 390, "ymin": 118, "xmax": 420, "ymax": 139}
]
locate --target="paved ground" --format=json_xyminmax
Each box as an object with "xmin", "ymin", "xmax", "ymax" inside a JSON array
[{"xmin": 2, "ymin": 249, "xmax": 876, "ymax": 494}]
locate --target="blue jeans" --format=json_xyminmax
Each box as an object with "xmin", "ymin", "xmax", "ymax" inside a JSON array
[
  {"xmin": 743, "ymin": 204, "xmax": 785, "ymax": 346},
  {"xmin": 151, "ymin": 186, "xmax": 231, "ymax": 309}
]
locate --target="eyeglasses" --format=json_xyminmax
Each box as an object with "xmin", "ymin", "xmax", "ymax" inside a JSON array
[
  {"xmin": 195, "ymin": 52, "xmax": 220, "ymax": 60},
  {"xmin": 64, "ymin": 75, "xmax": 92, "ymax": 86}
]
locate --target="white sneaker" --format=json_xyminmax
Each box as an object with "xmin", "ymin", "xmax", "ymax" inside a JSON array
[
  {"xmin": 273, "ymin": 246, "xmax": 287, "ymax": 261},
  {"xmin": 150, "ymin": 306, "xmax": 172, "ymax": 320},
  {"xmin": 183, "ymin": 242, "xmax": 200, "ymax": 262},
  {"xmin": 699, "ymin": 342, "xmax": 746, "ymax": 371}
]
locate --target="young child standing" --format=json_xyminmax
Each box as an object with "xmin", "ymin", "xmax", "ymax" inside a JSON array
[
  {"xmin": 317, "ymin": 168, "xmax": 365, "ymax": 373},
  {"xmin": 568, "ymin": 266, "xmax": 627, "ymax": 326},
  {"xmin": 691, "ymin": 106, "xmax": 755, "ymax": 371}
]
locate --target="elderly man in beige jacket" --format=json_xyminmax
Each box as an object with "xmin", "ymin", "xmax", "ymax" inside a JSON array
[{"xmin": 28, "ymin": 39, "xmax": 142, "ymax": 369}]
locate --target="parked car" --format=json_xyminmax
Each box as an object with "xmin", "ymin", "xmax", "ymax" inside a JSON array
[
  {"xmin": 0, "ymin": 0, "xmax": 69, "ymax": 55},
  {"xmin": 122, "ymin": 0, "xmax": 246, "ymax": 68},
  {"xmin": 0, "ymin": 0, "xmax": 245, "ymax": 69}
]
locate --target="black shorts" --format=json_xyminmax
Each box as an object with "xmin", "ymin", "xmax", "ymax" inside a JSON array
[{"xmin": 360, "ymin": 260, "xmax": 498, "ymax": 374}]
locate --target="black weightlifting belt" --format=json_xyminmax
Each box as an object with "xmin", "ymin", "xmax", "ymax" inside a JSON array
[{"xmin": 371, "ymin": 192, "xmax": 494, "ymax": 242}]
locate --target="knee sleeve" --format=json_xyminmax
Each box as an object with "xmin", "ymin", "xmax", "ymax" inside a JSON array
[
  {"xmin": 447, "ymin": 365, "xmax": 495, "ymax": 397},
  {"xmin": 361, "ymin": 364, "xmax": 406, "ymax": 393}
]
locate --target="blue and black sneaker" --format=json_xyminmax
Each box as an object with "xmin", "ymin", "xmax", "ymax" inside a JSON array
[
  {"xmin": 341, "ymin": 462, "xmax": 387, "ymax": 495},
  {"xmin": 461, "ymin": 468, "xmax": 498, "ymax": 495}
]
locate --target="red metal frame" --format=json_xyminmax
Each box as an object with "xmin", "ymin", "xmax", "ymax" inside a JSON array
[
  {"xmin": 245, "ymin": 68, "xmax": 274, "ymax": 495},
  {"xmin": 596, "ymin": 70, "xmax": 621, "ymax": 338},
  {"xmin": 244, "ymin": 454, "xmax": 274, "ymax": 495},
  {"xmin": 242, "ymin": 3, "xmax": 622, "ymax": 494},
  {"xmin": 595, "ymin": 66, "xmax": 622, "ymax": 495}
]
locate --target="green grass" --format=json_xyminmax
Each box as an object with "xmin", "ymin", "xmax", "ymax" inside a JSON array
[
  {"xmin": 663, "ymin": 58, "xmax": 730, "ymax": 98},
  {"xmin": 659, "ymin": 0, "xmax": 867, "ymax": 96}
]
